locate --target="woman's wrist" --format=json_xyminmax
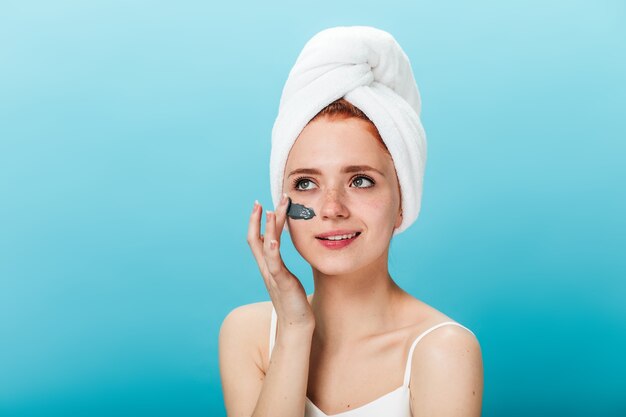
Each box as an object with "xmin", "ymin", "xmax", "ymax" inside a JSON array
[{"xmin": 276, "ymin": 321, "xmax": 315, "ymax": 345}]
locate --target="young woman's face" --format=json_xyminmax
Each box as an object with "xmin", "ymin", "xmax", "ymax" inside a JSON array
[{"xmin": 283, "ymin": 116, "xmax": 402, "ymax": 276}]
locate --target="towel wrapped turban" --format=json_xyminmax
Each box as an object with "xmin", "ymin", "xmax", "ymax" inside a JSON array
[{"xmin": 270, "ymin": 25, "xmax": 427, "ymax": 235}]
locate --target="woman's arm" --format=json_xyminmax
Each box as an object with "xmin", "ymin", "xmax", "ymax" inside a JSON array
[
  {"xmin": 254, "ymin": 324, "xmax": 314, "ymax": 417},
  {"xmin": 219, "ymin": 304, "xmax": 314, "ymax": 417},
  {"xmin": 408, "ymin": 325, "xmax": 484, "ymax": 417},
  {"xmin": 219, "ymin": 195, "xmax": 316, "ymax": 416}
]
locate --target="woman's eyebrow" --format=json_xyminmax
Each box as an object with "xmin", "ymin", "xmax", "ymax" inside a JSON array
[
  {"xmin": 344, "ymin": 165, "xmax": 385, "ymax": 176},
  {"xmin": 287, "ymin": 165, "xmax": 385, "ymax": 177}
]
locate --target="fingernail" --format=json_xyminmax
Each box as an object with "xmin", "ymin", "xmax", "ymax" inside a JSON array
[
  {"xmin": 252, "ymin": 200, "xmax": 258, "ymax": 213},
  {"xmin": 281, "ymin": 193, "xmax": 288, "ymax": 204},
  {"xmin": 270, "ymin": 239, "xmax": 278, "ymax": 250}
]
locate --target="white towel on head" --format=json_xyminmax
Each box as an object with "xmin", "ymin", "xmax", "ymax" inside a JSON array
[{"xmin": 270, "ymin": 25, "xmax": 427, "ymax": 235}]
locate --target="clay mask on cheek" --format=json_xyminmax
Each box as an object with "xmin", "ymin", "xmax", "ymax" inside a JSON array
[{"xmin": 286, "ymin": 196, "xmax": 316, "ymax": 220}]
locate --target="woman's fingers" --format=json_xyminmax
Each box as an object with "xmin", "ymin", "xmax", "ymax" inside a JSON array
[
  {"xmin": 274, "ymin": 193, "xmax": 289, "ymax": 236},
  {"xmin": 247, "ymin": 196, "xmax": 293, "ymax": 289},
  {"xmin": 263, "ymin": 210, "xmax": 282, "ymax": 276},
  {"xmin": 246, "ymin": 201, "xmax": 267, "ymax": 275},
  {"xmin": 263, "ymin": 194, "xmax": 291, "ymax": 276}
]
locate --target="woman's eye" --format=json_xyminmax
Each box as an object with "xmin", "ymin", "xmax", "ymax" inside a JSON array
[
  {"xmin": 352, "ymin": 176, "xmax": 374, "ymax": 188},
  {"xmin": 295, "ymin": 179, "xmax": 316, "ymax": 190}
]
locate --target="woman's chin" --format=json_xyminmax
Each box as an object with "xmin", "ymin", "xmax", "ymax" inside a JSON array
[{"xmin": 308, "ymin": 259, "xmax": 363, "ymax": 277}]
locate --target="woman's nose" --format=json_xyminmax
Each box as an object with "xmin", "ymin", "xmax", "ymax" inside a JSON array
[{"xmin": 319, "ymin": 189, "xmax": 350, "ymax": 220}]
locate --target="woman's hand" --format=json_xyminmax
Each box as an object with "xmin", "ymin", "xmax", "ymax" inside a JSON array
[{"xmin": 247, "ymin": 193, "xmax": 315, "ymax": 330}]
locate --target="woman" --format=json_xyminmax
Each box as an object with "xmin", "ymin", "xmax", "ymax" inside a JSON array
[{"xmin": 219, "ymin": 26, "xmax": 483, "ymax": 417}]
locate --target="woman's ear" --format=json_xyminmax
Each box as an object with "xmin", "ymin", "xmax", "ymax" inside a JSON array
[
  {"xmin": 394, "ymin": 182, "xmax": 403, "ymax": 230},
  {"xmin": 394, "ymin": 207, "xmax": 403, "ymax": 229}
]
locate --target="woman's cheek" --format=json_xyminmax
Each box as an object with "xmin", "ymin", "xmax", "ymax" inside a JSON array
[
  {"xmin": 365, "ymin": 193, "xmax": 391, "ymax": 212},
  {"xmin": 286, "ymin": 218, "xmax": 309, "ymax": 248},
  {"xmin": 369, "ymin": 193, "xmax": 399, "ymax": 227}
]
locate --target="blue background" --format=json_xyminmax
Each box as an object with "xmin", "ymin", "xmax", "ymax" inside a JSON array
[{"xmin": 1, "ymin": 1, "xmax": 625, "ymax": 416}]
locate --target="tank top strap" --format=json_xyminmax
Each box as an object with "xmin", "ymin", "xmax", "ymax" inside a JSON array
[
  {"xmin": 269, "ymin": 305, "xmax": 277, "ymax": 359},
  {"xmin": 402, "ymin": 321, "xmax": 475, "ymax": 387}
]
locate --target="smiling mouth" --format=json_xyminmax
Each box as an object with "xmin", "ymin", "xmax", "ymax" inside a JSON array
[{"xmin": 316, "ymin": 232, "xmax": 361, "ymax": 241}]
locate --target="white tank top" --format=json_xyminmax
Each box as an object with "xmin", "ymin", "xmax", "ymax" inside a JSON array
[{"xmin": 269, "ymin": 306, "xmax": 475, "ymax": 416}]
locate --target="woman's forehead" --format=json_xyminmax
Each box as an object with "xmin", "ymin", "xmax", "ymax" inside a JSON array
[{"xmin": 286, "ymin": 118, "xmax": 393, "ymax": 168}]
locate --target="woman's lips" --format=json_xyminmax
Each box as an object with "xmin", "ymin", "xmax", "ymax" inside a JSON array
[{"xmin": 315, "ymin": 232, "xmax": 361, "ymax": 249}]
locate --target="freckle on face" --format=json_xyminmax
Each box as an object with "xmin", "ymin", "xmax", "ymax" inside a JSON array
[{"xmin": 283, "ymin": 117, "xmax": 401, "ymax": 239}]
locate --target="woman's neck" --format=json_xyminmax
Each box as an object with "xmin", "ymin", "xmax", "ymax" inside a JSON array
[{"xmin": 308, "ymin": 255, "xmax": 406, "ymax": 350}]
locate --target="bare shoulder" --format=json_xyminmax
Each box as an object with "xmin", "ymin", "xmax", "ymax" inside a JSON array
[
  {"xmin": 219, "ymin": 300, "xmax": 273, "ymax": 372},
  {"xmin": 218, "ymin": 301, "xmax": 274, "ymax": 416},
  {"xmin": 403, "ymin": 297, "xmax": 481, "ymax": 369},
  {"xmin": 221, "ymin": 300, "xmax": 272, "ymax": 330},
  {"xmin": 405, "ymin": 303, "xmax": 483, "ymax": 416},
  {"xmin": 412, "ymin": 321, "xmax": 481, "ymax": 359}
]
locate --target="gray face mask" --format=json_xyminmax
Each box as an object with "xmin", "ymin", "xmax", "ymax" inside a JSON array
[{"xmin": 286, "ymin": 196, "xmax": 316, "ymax": 220}]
